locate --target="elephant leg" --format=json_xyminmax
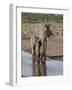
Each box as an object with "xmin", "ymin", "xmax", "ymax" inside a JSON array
[
  {"xmin": 35, "ymin": 40, "xmax": 41, "ymax": 76},
  {"xmin": 32, "ymin": 44, "xmax": 36, "ymax": 56},
  {"xmin": 32, "ymin": 45, "xmax": 36, "ymax": 66},
  {"xmin": 40, "ymin": 43, "xmax": 47, "ymax": 64},
  {"xmin": 43, "ymin": 40, "xmax": 47, "ymax": 60},
  {"xmin": 40, "ymin": 40, "xmax": 47, "ymax": 59},
  {"xmin": 32, "ymin": 45, "xmax": 36, "ymax": 76}
]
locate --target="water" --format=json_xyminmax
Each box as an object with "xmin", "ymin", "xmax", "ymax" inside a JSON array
[{"xmin": 21, "ymin": 51, "xmax": 63, "ymax": 77}]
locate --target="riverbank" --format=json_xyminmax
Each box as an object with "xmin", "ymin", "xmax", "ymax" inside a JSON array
[{"xmin": 21, "ymin": 36, "xmax": 63, "ymax": 60}]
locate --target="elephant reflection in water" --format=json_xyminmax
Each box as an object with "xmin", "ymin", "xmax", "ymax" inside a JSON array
[
  {"xmin": 31, "ymin": 24, "xmax": 54, "ymax": 76},
  {"xmin": 32, "ymin": 36, "xmax": 47, "ymax": 76}
]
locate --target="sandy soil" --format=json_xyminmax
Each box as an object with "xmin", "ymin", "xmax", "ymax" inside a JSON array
[{"xmin": 21, "ymin": 36, "xmax": 63, "ymax": 58}]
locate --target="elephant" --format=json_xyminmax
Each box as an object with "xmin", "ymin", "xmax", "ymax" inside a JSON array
[{"xmin": 31, "ymin": 24, "xmax": 54, "ymax": 76}]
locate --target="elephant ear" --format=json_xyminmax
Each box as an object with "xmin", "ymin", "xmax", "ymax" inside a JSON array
[
  {"xmin": 45, "ymin": 24, "xmax": 53, "ymax": 38},
  {"xmin": 44, "ymin": 24, "xmax": 50, "ymax": 31},
  {"xmin": 45, "ymin": 24, "xmax": 50, "ymax": 28}
]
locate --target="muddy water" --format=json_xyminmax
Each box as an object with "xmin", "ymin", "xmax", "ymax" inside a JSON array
[{"xmin": 21, "ymin": 51, "xmax": 63, "ymax": 77}]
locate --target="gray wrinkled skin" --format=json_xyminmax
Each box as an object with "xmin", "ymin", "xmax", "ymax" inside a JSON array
[{"xmin": 30, "ymin": 24, "xmax": 54, "ymax": 76}]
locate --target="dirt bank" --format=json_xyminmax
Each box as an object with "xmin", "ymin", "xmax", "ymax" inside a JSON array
[{"xmin": 21, "ymin": 36, "xmax": 63, "ymax": 60}]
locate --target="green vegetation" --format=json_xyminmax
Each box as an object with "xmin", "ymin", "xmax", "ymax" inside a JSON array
[
  {"xmin": 21, "ymin": 12, "xmax": 63, "ymax": 23},
  {"xmin": 21, "ymin": 12, "xmax": 63, "ymax": 32}
]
